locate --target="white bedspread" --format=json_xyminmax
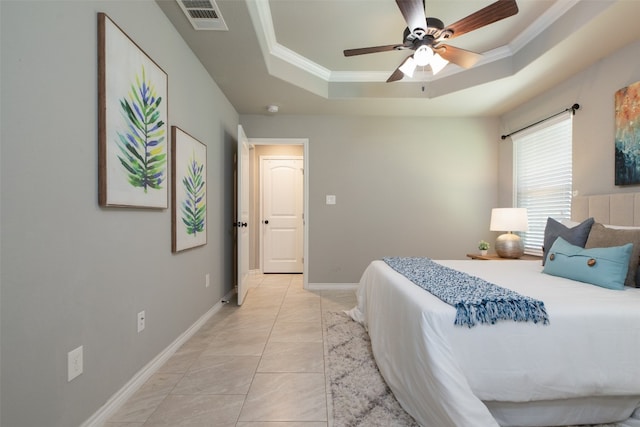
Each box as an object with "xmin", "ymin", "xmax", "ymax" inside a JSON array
[{"xmin": 347, "ymin": 260, "xmax": 640, "ymax": 427}]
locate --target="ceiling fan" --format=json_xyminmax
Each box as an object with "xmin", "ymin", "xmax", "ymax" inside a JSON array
[{"xmin": 343, "ymin": 0, "xmax": 519, "ymax": 82}]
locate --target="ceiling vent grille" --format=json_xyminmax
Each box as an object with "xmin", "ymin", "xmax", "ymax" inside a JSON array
[{"xmin": 177, "ymin": 0, "xmax": 228, "ymax": 31}]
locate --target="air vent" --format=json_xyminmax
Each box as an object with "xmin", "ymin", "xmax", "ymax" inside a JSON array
[{"xmin": 177, "ymin": 0, "xmax": 228, "ymax": 31}]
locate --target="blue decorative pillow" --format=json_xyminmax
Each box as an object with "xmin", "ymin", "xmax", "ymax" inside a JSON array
[
  {"xmin": 542, "ymin": 237, "xmax": 632, "ymax": 290},
  {"xmin": 542, "ymin": 217, "xmax": 595, "ymax": 265}
]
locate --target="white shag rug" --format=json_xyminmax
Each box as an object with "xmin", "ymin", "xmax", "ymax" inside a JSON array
[{"xmin": 324, "ymin": 310, "xmax": 419, "ymax": 427}]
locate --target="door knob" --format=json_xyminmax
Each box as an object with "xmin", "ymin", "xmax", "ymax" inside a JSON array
[
  {"xmin": 241, "ymin": 222, "xmax": 248, "ymax": 227},
  {"xmin": 264, "ymin": 220, "xmax": 269, "ymax": 224}
]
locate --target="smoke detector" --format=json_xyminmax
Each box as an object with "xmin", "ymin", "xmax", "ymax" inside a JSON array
[{"xmin": 177, "ymin": 0, "xmax": 228, "ymax": 31}]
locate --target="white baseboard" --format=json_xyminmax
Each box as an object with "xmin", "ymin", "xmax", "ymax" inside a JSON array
[
  {"xmin": 81, "ymin": 290, "xmax": 235, "ymax": 427},
  {"xmin": 307, "ymin": 282, "xmax": 359, "ymax": 291}
]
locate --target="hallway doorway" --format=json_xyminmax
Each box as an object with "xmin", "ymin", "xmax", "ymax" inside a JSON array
[{"xmin": 247, "ymin": 139, "xmax": 308, "ymax": 287}]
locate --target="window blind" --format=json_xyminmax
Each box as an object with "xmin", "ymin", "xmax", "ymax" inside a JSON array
[{"xmin": 513, "ymin": 111, "xmax": 573, "ymax": 256}]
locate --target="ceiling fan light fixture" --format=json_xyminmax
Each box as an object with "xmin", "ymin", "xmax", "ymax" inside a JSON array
[
  {"xmin": 344, "ymin": 0, "xmax": 520, "ymax": 84},
  {"xmin": 430, "ymin": 53, "xmax": 449, "ymax": 75},
  {"xmin": 414, "ymin": 45, "xmax": 433, "ymax": 67},
  {"xmin": 399, "ymin": 56, "xmax": 417, "ymax": 78}
]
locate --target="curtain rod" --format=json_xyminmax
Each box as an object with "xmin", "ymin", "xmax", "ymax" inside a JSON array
[{"xmin": 501, "ymin": 103, "xmax": 580, "ymax": 140}]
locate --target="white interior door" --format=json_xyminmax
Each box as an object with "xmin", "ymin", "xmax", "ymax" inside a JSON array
[
  {"xmin": 236, "ymin": 125, "xmax": 250, "ymax": 305},
  {"xmin": 262, "ymin": 157, "xmax": 303, "ymax": 273}
]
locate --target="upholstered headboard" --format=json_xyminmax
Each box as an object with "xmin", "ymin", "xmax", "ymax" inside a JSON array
[{"xmin": 572, "ymin": 193, "xmax": 640, "ymax": 226}]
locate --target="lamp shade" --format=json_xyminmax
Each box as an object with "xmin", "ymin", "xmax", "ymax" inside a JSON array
[{"xmin": 490, "ymin": 208, "xmax": 528, "ymax": 232}]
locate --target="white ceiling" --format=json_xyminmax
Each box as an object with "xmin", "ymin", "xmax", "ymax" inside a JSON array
[{"xmin": 157, "ymin": 0, "xmax": 640, "ymax": 117}]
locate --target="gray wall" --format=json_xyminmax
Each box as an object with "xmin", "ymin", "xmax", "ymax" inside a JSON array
[
  {"xmin": 240, "ymin": 115, "xmax": 500, "ymax": 284},
  {"xmin": 498, "ymin": 39, "xmax": 640, "ymax": 206},
  {"xmin": 0, "ymin": 1, "xmax": 238, "ymax": 426}
]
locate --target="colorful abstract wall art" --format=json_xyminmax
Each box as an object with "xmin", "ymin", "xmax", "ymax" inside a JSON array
[
  {"xmin": 172, "ymin": 127, "xmax": 207, "ymax": 253},
  {"xmin": 98, "ymin": 13, "xmax": 168, "ymax": 207},
  {"xmin": 615, "ymin": 80, "xmax": 640, "ymax": 186}
]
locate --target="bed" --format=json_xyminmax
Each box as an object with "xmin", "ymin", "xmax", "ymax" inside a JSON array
[{"xmin": 347, "ymin": 193, "xmax": 640, "ymax": 427}]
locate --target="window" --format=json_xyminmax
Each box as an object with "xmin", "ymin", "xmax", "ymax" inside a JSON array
[{"xmin": 513, "ymin": 111, "xmax": 573, "ymax": 256}]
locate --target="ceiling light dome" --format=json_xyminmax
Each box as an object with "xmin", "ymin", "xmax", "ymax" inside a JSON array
[{"xmin": 413, "ymin": 45, "xmax": 433, "ymax": 67}]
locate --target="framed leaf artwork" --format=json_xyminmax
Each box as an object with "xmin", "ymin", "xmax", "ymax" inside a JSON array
[
  {"xmin": 172, "ymin": 127, "xmax": 207, "ymax": 252},
  {"xmin": 98, "ymin": 13, "xmax": 168, "ymax": 208},
  {"xmin": 615, "ymin": 80, "xmax": 640, "ymax": 185}
]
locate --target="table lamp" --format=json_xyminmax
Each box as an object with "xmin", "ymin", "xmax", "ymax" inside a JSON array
[{"xmin": 490, "ymin": 208, "xmax": 528, "ymax": 258}]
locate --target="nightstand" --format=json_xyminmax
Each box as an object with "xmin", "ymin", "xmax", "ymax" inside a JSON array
[{"xmin": 466, "ymin": 253, "xmax": 542, "ymax": 261}]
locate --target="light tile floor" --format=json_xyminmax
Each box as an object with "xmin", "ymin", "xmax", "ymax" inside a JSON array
[{"xmin": 105, "ymin": 274, "xmax": 357, "ymax": 427}]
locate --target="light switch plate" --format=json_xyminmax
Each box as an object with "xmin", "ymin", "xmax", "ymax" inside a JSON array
[
  {"xmin": 68, "ymin": 345, "xmax": 83, "ymax": 382},
  {"xmin": 326, "ymin": 195, "xmax": 336, "ymax": 205},
  {"xmin": 137, "ymin": 311, "xmax": 145, "ymax": 333}
]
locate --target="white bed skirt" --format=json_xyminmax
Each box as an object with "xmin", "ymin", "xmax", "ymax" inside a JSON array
[{"xmin": 487, "ymin": 397, "xmax": 640, "ymax": 427}]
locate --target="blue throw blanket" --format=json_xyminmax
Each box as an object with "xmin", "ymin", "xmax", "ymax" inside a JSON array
[{"xmin": 383, "ymin": 257, "xmax": 549, "ymax": 328}]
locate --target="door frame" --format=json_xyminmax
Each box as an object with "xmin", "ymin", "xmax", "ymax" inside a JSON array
[{"xmin": 249, "ymin": 138, "xmax": 309, "ymax": 289}]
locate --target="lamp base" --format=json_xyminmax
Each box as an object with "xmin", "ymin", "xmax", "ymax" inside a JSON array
[{"xmin": 495, "ymin": 233, "xmax": 524, "ymax": 258}]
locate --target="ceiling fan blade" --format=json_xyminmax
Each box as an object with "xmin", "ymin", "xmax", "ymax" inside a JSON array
[
  {"xmin": 343, "ymin": 44, "xmax": 402, "ymax": 57},
  {"xmin": 396, "ymin": 0, "xmax": 427, "ymax": 34},
  {"xmin": 445, "ymin": 0, "xmax": 518, "ymax": 40},
  {"xmin": 387, "ymin": 55, "xmax": 414, "ymax": 82},
  {"xmin": 387, "ymin": 68, "xmax": 405, "ymax": 83},
  {"xmin": 434, "ymin": 45, "xmax": 482, "ymax": 69}
]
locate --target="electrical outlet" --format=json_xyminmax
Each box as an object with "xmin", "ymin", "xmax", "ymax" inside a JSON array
[
  {"xmin": 137, "ymin": 311, "xmax": 145, "ymax": 333},
  {"xmin": 67, "ymin": 345, "xmax": 83, "ymax": 382},
  {"xmin": 205, "ymin": 273, "xmax": 210, "ymax": 288}
]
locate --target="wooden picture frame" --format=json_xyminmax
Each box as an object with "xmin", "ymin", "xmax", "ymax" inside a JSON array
[
  {"xmin": 98, "ymin": 12, "xmax": 168, "ymax": 208},
  {"xmin": 615, "ymin": 80, "xmax": 640, "ymax": 186},
  {"xmin": 172, "ymin": 126, "xmax": 207, "ymax": 252}
]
